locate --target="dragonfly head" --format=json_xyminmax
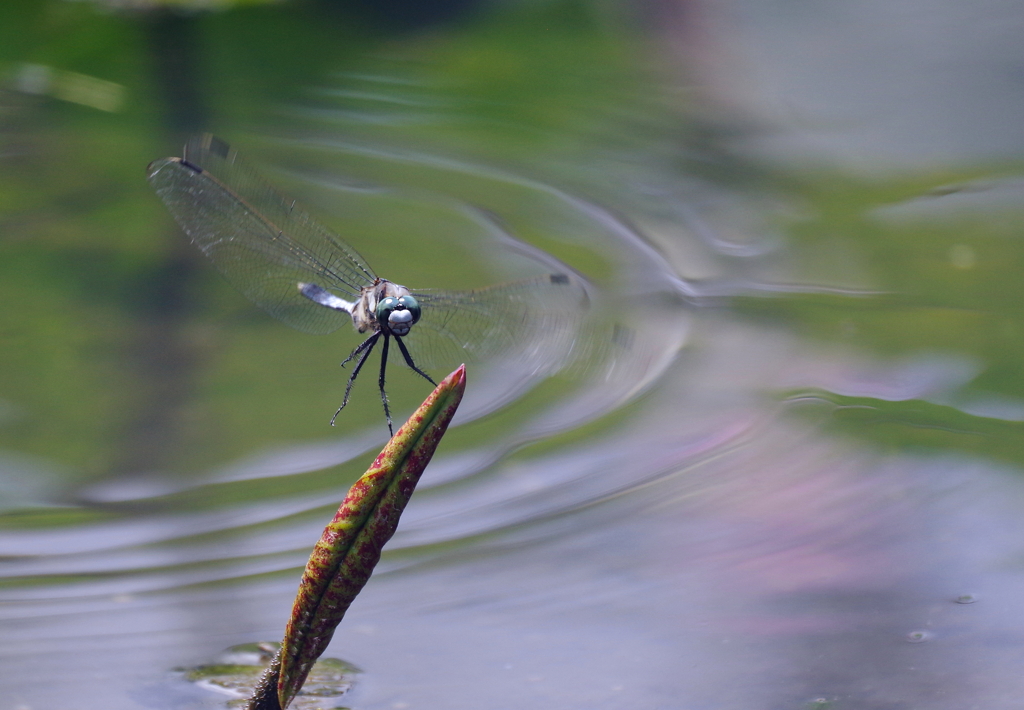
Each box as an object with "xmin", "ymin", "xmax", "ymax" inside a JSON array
[{"xmin": 377, "ymin": 295, "xmax": 422, "ymax": 336}]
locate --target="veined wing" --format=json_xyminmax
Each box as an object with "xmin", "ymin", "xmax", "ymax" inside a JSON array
[
  {"xmin": 406, "ymin": 272, "xmax": 591, "ymax": 370},
  {"xmin": 147, "ymin": 134, "xmax": 375, "ymax": 335}
]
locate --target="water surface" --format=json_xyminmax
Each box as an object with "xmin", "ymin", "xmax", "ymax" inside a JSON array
[{"xmin": 2, "ymin": 1, "xmax": 1024, "ymax": 709}]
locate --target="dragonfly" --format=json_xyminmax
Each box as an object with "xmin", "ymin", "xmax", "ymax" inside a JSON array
[{"xmin": 147, "ymin": 134, "xmax": 587, "ymax": 434}]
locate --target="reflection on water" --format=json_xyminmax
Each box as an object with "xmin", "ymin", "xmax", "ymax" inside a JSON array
[{"xmin": 3, "ymin": 2, "xmax": 1024, "ymax": 709}]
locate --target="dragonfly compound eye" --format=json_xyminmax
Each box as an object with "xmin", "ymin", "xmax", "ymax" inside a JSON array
[
  {"xmin": 376, "ymin": 296, "xmax": 399, "ymax": 322},
  {"xmin": 397, "ymin": 295, "xmax": 421, "ymax": 324}
]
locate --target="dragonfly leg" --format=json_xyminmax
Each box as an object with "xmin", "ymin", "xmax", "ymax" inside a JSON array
[
  {"xmin": 395, "ymin": 336, "xmax": 438, "ymax": 386},
  {"xmin": 340, "ymin": 334, "xmax": 377, "ymax": 369},
  {"xmin": 332, "ymin": 333, "xmax": 379, "ymax": 426},
  {"xmin": 378, "ymin": 334, "xmax": 393, "ymax": 435}
]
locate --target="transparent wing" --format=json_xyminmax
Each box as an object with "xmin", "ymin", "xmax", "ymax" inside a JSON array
[
  {"xmin": 147, "ymin": 134, "xmax": 376, "ymax": 335},
  {"xmin": 405, "ymin": 273, "xmax": 591, "ymax": 371}
]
